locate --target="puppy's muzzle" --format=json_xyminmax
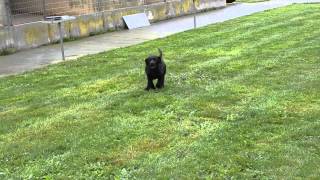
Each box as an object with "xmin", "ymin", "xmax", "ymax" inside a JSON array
[{"xmin": 150, "ymin": 62, "xmax": 157, "ymax": 69}]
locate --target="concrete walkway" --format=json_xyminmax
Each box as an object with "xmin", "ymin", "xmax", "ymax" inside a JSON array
[{"xmin": 0, "ymin": 0, "xmax": 319, "ymax": 77}]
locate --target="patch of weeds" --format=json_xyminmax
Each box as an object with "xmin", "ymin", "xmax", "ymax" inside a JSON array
[{"xmin": 0, "ymin": 48, "xmax": 16, "ymax": 56}]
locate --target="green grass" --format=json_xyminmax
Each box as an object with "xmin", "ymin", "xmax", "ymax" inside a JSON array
[{"xmin": 1, "ymin": 4, "xmax": 320, "ymax": 179}]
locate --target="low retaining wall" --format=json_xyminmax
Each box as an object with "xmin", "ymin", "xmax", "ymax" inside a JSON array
[{"xmin": 0, "ymin": 0, "xmax": 226, "ymax": 53}]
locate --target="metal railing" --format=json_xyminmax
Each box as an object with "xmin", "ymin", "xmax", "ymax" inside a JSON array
[{"xmin": 0, "ymin": 0, "xmax": 166, "ymax": 26}]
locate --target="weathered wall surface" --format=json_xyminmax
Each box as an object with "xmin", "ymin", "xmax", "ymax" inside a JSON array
[
  {"xmin": 0, "ymin": 0, "xmax": 226, "ymax": 53},
  {"xmin": 10, "ymin": 0, "xmax": 160, "ymax": 16},
  {"xmin": 11, "ymin": 0, "xmax": 94, "ymax": 15}
]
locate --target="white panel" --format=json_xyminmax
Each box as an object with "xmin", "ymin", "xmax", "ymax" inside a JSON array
[{"xmin": 123, "ymin": 13, "xmax": 151, "ymax": 29}]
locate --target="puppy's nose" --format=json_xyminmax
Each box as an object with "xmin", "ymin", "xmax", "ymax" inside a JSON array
[{"xmin": 150, "ymin": 62, "xmax": 156, "ymax": 67}]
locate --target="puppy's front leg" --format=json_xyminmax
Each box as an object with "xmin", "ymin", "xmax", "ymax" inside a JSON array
[
  {"xmin": 156, "ymin": 75, "xmax": 165, "ymax": 89},
  {"xmin": 145, "ymin": 76, "xmax": 155, "ymax": 90}
]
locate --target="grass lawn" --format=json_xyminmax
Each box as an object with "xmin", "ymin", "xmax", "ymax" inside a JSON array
[{"xmin": 1, "ymin": 4, "xmax": 320, "ymax": 179}]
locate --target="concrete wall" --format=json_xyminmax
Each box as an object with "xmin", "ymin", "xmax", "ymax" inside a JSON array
[{"xmin": 0, "ymin": 0, "xmax": 226, "ymax": 53}]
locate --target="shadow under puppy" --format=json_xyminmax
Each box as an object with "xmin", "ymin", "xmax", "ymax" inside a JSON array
[{"xmin": 145, "ymin": 48, "xmax": 166, "ymax": 90}]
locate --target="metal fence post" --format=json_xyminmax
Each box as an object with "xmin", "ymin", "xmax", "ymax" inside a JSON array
[
  {"xmin": 58, "ymin": 22, "xmax": 65, "ymax": 61},
  {"xmin": 192, "ymin": 0, "xmax": 196, "ymax": 29},
  {"xmin": 97, "ymin": 0, "xmax": 102, "ymax": 12},
  {"xmin": 42, "ymin": 0, "xmax": 46, "ymax": 18}
]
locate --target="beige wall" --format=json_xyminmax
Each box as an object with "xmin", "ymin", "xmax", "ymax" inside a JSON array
[
  {"xmin": 11, "ymin": 0, "xmax": 94, "ymax": 15},
  {"xmin": 10, "ymin": 0, "xmax": 157, "ymax": 16}
]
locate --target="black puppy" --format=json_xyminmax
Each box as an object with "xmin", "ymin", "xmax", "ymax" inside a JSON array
[{"xmin": 145, "ymin": 48, "xmax": 166, "ymax": 90}]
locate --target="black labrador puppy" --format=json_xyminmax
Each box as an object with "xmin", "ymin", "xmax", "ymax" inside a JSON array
[{"xmin": 145, "ymin": 48, "xmax": 166, "ymax": 90}]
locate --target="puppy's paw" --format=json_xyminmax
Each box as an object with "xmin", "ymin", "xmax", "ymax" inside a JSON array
[
  {"xmin": 145, "ymin": 86, "xmax": 155, "ymax": 91},
  {"xmin": 156, "ymin": 84, "xmax": 164, "ymax": 89}
]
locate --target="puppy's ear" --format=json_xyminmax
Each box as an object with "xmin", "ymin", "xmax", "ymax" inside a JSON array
[{"xmin": 145, "ymin": 58, "xmax": 149, "ymax": 65}]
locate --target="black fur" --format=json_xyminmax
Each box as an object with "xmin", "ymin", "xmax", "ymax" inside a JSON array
[{"xmin": 145, "ymin": 48, "xmax": 166, "ymax": 90}]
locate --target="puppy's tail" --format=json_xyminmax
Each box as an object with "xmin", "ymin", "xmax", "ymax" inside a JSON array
[{"xmin": 158, "ymin": 48, "xmax": 163, "ymax": 59}]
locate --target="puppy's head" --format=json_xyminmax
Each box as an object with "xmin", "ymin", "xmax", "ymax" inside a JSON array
[
  {"xmin": 145, "ymin": 48, "xmax": 163, "ymax": 70},
  {"xmin": 145, "ymin": 55, "xmax": 161, "ymax": 69}
]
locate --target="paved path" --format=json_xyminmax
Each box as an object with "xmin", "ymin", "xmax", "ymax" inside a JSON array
[{"xmin": 0, "ymin": 0, "xmax": 319, "ymax": 77}]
